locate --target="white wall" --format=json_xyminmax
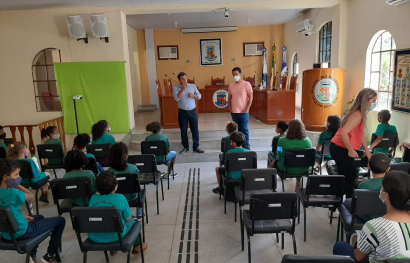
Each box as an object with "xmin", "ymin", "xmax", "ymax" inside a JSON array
[{"xmin": 127, "ymin": 24, "xmax": 143, "ymax": 109}]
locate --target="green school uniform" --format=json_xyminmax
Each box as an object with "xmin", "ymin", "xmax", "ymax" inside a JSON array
[
  {"xmin": 225, "ymin": 148, "xmax": 250, "ymax": 179},
  {"xmin": 0, "ymin": 188, "xmax": 28, "ymax": 240},
  {"xmin": 108, "ymin": 164, "xmax": 140, "ymax": 201},
  {"xmin": 145, "ymin": 133, "xmax": 171, "ymax": 163},
  {"xmin": 317, "ymin": 131, "xmax": 334, "ymax": 159},
  {"xmin": 276, "ymin": 137, "xmax": 312, "ymax": 175},
  {"xmin": 63, "ymin": 170, "xmax": 97, "ymax": 206},
  {"xmin": 373, "ymin": 124, "xmax": 398, "ymax": 154},
  {"xmin": 44, "ymin": 139, "xmax": 65, "ymax": 165},
  {"xmin": 0, "ymin": 140, "xmax": 7, "ymax": 153},
  {"xmin": 91, "ymin": 133, "xmax": 116, "ymax": 146}
]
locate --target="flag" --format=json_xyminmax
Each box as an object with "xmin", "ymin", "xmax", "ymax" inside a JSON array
[
  {"xmin": 280, "ymin": 46, "xmax": 288, "ymax": 89},
  {"xmin": 262, "ymin": 47, "xmax": 268, "ymax": 88},
  {"xmin": 270, "ymin": 45, "xmax": 276, "ymax": 88}
]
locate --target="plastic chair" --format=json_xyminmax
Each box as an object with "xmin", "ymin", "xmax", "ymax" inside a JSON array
[
  {"xmin": 65, "ymin": 157, "xmax": 99, "ymax": 175},
  {"xmin": 71, "ymin": 207, "xmax": 144, "ymax": 263},
  {"xmin": 370, "ymin": 132, "xmax": 399, "ymax": 158},
  {"xmin": 86, "ymin": 144, "xmax": 110, "ymax": 166},
  {"xmin": 319, "ymin": 140, "xmax": 332, "ymax": 175},
  {"xmin": 37, "ymin": 144, "xmax": 65, "ymax": 179},
  {"xmin": 281, "ymin": 254, "xmax": 354, "ymax": 263},
  {"xmin": 390, "ymin": 162, "xmax": 410, "ymax": 173},
  {"xmin": 219, "ymin": 137, "xmax": 233, "ymax": 166},
  {"xmin": 267, "ymin": 136, "xmax": 280, "ymax": 167}
]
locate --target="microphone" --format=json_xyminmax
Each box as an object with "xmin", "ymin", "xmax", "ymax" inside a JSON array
[{"xmin": 165, "ymin": 74, "xmax": 179, "ymax": 84}]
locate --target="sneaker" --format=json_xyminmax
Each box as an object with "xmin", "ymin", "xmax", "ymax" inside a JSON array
[
  {"xmin": 170, "ymin": 173, "xmax": 178, "ymax": 178},
  {"xmin": 137, "ymin": 208, "xmax": 143, "ymax": 221},
  {"xmin": 212, "ymin": 187, "xmax": 220, "ymax": 194},
  {"xmin": 27, "ymin": 201, "xmax": 34, "ymax": 215},
  {"xmin": 163, "ymin": 173, "xmax": 169, "ymax": 179},
  {"xmin": 30, "ymin": 256, "xmax": 38, "ymax": 263},
  {"xmin": 132, "ymin": 243, "xmax": 148, "ymax": 254},
  {"xmin": 39, "ymin": 193, "xmax": 49, "ymax": 204},
  {"xmin": 41, "ymin": 253, "xmax": 55, "ymax": 263}
]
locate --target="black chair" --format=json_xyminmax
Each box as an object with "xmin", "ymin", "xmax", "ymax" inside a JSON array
[
  {"xmin": 277, "ymin": 149, "xmax": 316, "ymax": 192},
  {"xmin": 234, "ymin": 168, "xmax": 277, "ymax": 222},
  {"xmin": 219, "ymin": 137, "xmax": 233, "ymax": 166},
  {"xmin": 336, "ymin": 189, "xmax": 386, "ymax": 242},
  {"xmin": 220, "ymin": 151, "xmax": 257, "ymax": 214},
  {"xmin": 390, "ymin": 162, "xmax": 410, "ymax": 173},
  {"xmin": 281, "ymin": 254, "xmax": 354, "ymax": 263},
  {"xmin": 0, "ymin": 207, "xmax": 62, "ymax": 263},
  {"xmin": 65, "ymin": 157, "xmax": 99, "ymax": 175},
  {"xmin": 0, "ymin": 147, "xmax": 6, "ymax": 158},
  {"xmin": 267, "ymin": 136, "xmax": 280, "ymax": 167},
  {"xmin": 50, "ymin": 177, "xmax": 93, "ymax": 216},
  {"xmin": 114, "ymin": 173, "xmax": 147, "ymax": 242},
  {"xmin": 403, "ymin": 147, "xmax": 410, "ymax": 163},
  {"xmin": 16, "ymin": 159, "xmax": 50, "ymax": 215},
  {"xmin": 141, "ymin": 141, "xmax": 177, "ymax": 190},
  {"xmin": 242, "ymin": 193, "xmax": 298, "ymax": 263},
  {"xmin": 37, "ymin": 144, "xmax": 65, "ymax": 179},
  {"xmin": 71, "ymin": 207, "xmax": 144, "ymax": 263},
  {"xmin": 86, "ymin": 144, "xmax": 110, "ymax": 167},
  {"xmin": 128, "ymin": 154, "xmax": 164, "ymax": 215},
  {"xmin": 297, "ymin": 175, "xmax": 345, "ymax": 242},
  {"xmin": 370, "ymin": 132, "xmax": 399, "ymax": 158},
  {"xmin": 319, "ymin": 140, "xmax": 332, "ymax": 175}
]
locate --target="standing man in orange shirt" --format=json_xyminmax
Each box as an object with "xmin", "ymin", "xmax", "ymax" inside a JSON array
[{"xmin": 228, "ymin": 67, "xmax": 253, "ymax": 149}]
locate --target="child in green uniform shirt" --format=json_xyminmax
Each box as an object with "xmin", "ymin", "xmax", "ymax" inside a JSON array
[
  {"xmin": 0, "ymin": 159, "xmax": 66, "ymax": 263},
  {"xmin": 145, "ymin": 121, "xmax": 177, "ymax": 179},
  {"xmin": 41, "ymin": 126, "xmax": 65, "ymax": 165},
  {"xmin": 71, "ymin": 133, "xmax": 105, "ymax": 174},
  {"xmin": 107, "ymin": 142, "xmax": 143, "ymax": 220},
  {"xmin": 88, "ymin": 171, "xmax": 147, "ymax": 255},
  {"xmin": 7, "ymin": 141, "xmax": 51, "ymax": 203},
  {"xmin": 63, "ymin": 150, "xmax": 97, "ymax": 206},
  {"xmin": 212, "ymin": 131, "xmax": 249, "ymax": 194},
  {"xmin": 268, "ymin": 121, "xmax": 288, "ymax": 159},
  {"xmin": 91, "ymin": 120, "xmax": 116, "ymax": 145},
  {"xmin": 369, "ymin": 110, "xmax": 399, "ymax": 155},
  {"xmin": 220, "ymin": 121, "xmax": 238, "ymax": 165}
]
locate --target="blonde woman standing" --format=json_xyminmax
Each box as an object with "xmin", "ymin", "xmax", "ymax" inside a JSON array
[{"xmin": 330, "ymin": 88, "xmax": 377, "ymax": 198}]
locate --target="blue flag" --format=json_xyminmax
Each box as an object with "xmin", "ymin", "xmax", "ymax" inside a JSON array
[
  {"xmin": 262, "ymin": 48, "xmax": 268, "ymax": 88},
  {"xmin": 280, "ymin": 46, "xmax": 288, "ymax": 89}
]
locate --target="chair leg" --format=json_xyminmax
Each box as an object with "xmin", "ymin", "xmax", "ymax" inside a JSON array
[
  {"xmin": 240, "ymin": 213, "xmax": 244, "ymax": 251},
  {"xmin": 160, "ymin": 178, "xmax": 164, "ymax": 200},
  {"xmin": 156, "ymin": 183, "xmax": 159, "ymax": 215},
  {"xmin": 127, "ymin": 250, "xmax": 131, "ymax": 263},
  {"xmin": 35, "ymin": 189, "xmax": 40, "ymax": 215},
  {"xmin": 281, "ymin": 233, "xmax": 284, "ymax": 249},
  {"xmin": 281, "ymin": 178, "xmax": 285, "ymax": 192},
  {"xmin": 139, "ymin": 232, "xmax": 145, "ymax": 263},
  {"xmin": 145, "ymin": 197, "xmax": 149, "ymax": 224},
  {"xmin": 276, "ymin": 233, "xmax": 279, "ymax": 243},
  {"xmin": 224, "ymin": 184, "xmax": 227, "ymax": 214},
  {"xmin": 303, "ymin": 206, "xmax": 307, "ymax": 242},
  {"xmin": 25, "ymin": 253, "xmax": 30, "ymax": 263},
  {"xmin": 341, "ymin": 222, "xmax": 344, "ymax": 242},
  {"xmin": 141, "ymin": 207, "xmax": 146, "ymax": 242},
  {"xmin": 330, "ymin": 209, "xmax": 333, "ymax": 224},
  {"xmin": 336, "ymin": 215, "xmax": 341, "ymax": 241},
  {"xmin": 83, "ymin": 252, "xmax": 87, "ymax": 263},
  {"xmin": 167, "ymin": 175, "xmax": 170, "ymax": 190},
  {"xmin": 219, "ymin": 186, "xmax": 222, "ymax": 200},
  {"xmin": 104, "ymin": 251, "xmax": 109, "ymax": 262},
  {"xmin": 53, "ymin": 169, "xmax": 57, "ymax": 179},
  {"xmin": 297, "ymin": 199, "xmax": 300, "ymax": 224},
  {"xmin": 51, "ymin": 235, "xmax": 62, "ymax": 262},
  {"xmin": 292, "ymin": 234, "xmax": 297, "ymax": 254},
  {"xmin": 247, "ymin": 234, "xmax": 251, "ymax": 263},
  {"xmin": 234, "ymin": 202, "xmax": 237, "ymax": 222}
]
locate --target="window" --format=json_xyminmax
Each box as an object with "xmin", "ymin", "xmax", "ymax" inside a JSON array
[
  {"xmin": 365, "ymin": 31, "xmax": 396, "ymax": 110},
  {"xmin": 318, "ymin": 21, "xmax": 332, "ymax": 66},
  {"xmin": 292, "ymin": 53, "xmax": 300, "ymax": 92},
  {"xmin": 32, "ymin": 48, "xmax": 62, "ymax": 112}
]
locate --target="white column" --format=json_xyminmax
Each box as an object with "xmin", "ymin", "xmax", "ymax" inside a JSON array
[{"xmin": 145, "ymin": 29, "xmax": 159, "ymax": 107}]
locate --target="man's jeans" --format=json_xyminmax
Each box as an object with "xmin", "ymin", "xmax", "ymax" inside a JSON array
[
  {"xmin": 231, "ymin": 113, "xmax": 250, "ymax": 148},
  {"xmin": 178, "ymin": 110, "xmax": 199, "ymax": 150}
]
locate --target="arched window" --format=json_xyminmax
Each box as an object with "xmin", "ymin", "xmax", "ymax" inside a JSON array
[
  {"xmin": 32, "ymin": 48, "xmax": 62, "ymax": 112},
  {"xmin": 292, "ymin": 53, "xmax": 299, "ymax": 92},
  {"xmin": 318, "ymin": 21, "xmax": 332, "ymax": 66},
  {"xmin": 365, "ymin": 31, "xmax": 396, "ymax": 110}
]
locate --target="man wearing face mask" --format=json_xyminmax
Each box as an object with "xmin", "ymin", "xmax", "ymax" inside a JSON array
[
  {"xmin": 0, "ymin": 125, "xmax": 8, "ymax": 154},
  {"xmin": 173, "ymin": 72, "xmax": 204, "ymax": 154},
  {"xmin": 228, "ymin": 67, "xmax": 253, "ymax": 149}
]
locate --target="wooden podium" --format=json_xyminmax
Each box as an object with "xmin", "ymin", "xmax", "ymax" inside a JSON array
[{"xmin": 302, "ymin": 68, "xmax": 346, "ymax": 131}]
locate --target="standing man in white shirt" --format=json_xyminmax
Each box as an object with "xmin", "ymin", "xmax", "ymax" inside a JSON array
[{"xmin": 173, "ymin": 72, "xmax": 204, "ymax": 154}]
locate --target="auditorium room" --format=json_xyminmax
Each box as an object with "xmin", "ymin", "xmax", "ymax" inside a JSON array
[{"xmin": 1, "ymin": 0, "xmax": 410, "ymax": 262}]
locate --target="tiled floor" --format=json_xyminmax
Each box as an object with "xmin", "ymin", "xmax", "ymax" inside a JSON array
[{"xmin": 1, "ymin": 160, "xmax": 338, "ymax": 263}]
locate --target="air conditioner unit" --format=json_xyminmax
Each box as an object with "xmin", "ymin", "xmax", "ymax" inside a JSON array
[
  {"xmin": 158, "ymin": 46, "xmax": 178, "ymax": 59},
  {"xmin": 244, "ymin": 43, "xmax": 263, "ymax": 56},
  {"xmin": 386, "ymin": 0, "xmax": 409, "ymax": 5},
  {"xmin": 296, "ymin": 19, "xmax": 314, "ymax": 34},
  {"xmin": 181, "ymin": 26, "xmax": 237, "ymax": 34}
]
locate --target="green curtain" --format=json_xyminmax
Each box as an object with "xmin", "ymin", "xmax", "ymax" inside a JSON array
[{"xmin": 55, "ymin": 62, "xmax": 130, "ymax": 134}]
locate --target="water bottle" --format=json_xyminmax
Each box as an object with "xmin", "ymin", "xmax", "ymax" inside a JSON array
[{"xmin": 31, "ymin": 154, "xmax": 40, "ymax": 170}]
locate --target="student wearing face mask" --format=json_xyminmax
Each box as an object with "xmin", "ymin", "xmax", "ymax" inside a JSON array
[
  {"xmin": 228, "ymin": 67, "xmax": 253, "ymax": 149},
  {"xmin": 368, "ymin": 109, "xmax": 399, "ymax": 156},
  {"xmin": 91, "ymin": 120, "xmax": 116, "ymax": 146},
  {"xmin": 41, "ymin": 126, "xmax": 65, "ymax": 166},
  {"xmin": 330, "ymin": 88, "xmax": 377, "ymax": 198},
  {"xmin": 0, "ymin": 125, "xmax": 7, "ymax": 153},
  {"xmin": 0, "ymin": 159, "xmax": 66, "ymax": 263}
]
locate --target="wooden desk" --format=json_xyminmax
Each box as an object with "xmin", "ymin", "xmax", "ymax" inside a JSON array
[
  {"xmin": 250, "ymin": 88, "xmax": 296, "ymax": 124},
  {"xmin": 199, "ymin": 85, "xmax": 230, "ymax": 113},
  {"xmin": 160, "ymin": 95, "xmax": 199, "ymax": 129}
]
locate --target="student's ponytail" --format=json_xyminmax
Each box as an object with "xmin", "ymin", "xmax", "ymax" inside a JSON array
[
  {"xmin": 41, "ymin": 126, "xmax": 57, "ymax": 139},
  {"xmin": 7, "ymin": 142, "xmax": 26, "ymax": 160}
]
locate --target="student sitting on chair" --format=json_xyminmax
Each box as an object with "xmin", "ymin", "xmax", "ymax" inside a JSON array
[
  {"xmin": 0, "ymin": 159, "xmax": 66, "ymax": 263},
  {"xmin": 213, "ymin": 131, "xmax": 249, "ymax": 194},
  {"xmin": 268, "ymin": 120, "xmax": 288, "ymax": 158},
  {"xmin": 144, "ymin": 121, "xmax": 177, "ymax": 179},
  {"xmin": 7, "ymin": 142, "xmax": 51, "ymax": 204},
  {"xmin": 221, "ymin": 121, "xmax": 239, "ymax": 164},
  {"xmin": 314, "ymin": 115, "xmax": 341, "ymax": 174},
  {"xmin": 107, "ymin": 142, "xmax": 143, "ymax": 220},
  {"xmin": 0, "ymin": 125, "xmax": 8, "ymax": 153},
  {"xmin": 63, "ymin": 150, "xmax": 97, "ymax": 206},
  {"xmin": 41, "ymin": 126, "xmax": 65, "ymax": 166},
  {"xmin": 368, "ymin": 110, "xmax": 399, "ymax": 155},
  {"xmin": 88, "ymin": 171, "xmax": 147, "ymax": 256},
  {"xmin": 91, "ymin": 120, "xmax": 116, "ymax": 146},
  {"xmin": 333, "ymin": 170, "xmax": 410, "ymax": 262},
  {"xmin": 268, "ymin": 119, "xmax": 312, "ymax": 192},
  {"xmin": 72, "ymin": 133, "xmax": 104, "ymax": 174}
]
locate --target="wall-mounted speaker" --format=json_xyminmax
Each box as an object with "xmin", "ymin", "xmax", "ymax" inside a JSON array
[
  {"xmin": 90, "ymin": 14, "xmax": 109, "ymax": 43},
  {"xmin": 66, "ymin": 15, "xmax": 88, "ymax": 44}
]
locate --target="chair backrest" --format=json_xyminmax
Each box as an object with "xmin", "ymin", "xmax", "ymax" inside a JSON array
[
  {"xmin": 284, "ymin": 149, "xmax": 316, "ymax": 169},
  {"xmin": 86, "ymin": 144, "xmax": 110, "ymax": 159},
  {"xmin": 0, "ymin": 147, "xmax": 6, "ymax": 158},
  {"xmin": 271, "ymin": 136, "xmax": 280, "ymax": 155},
  {"xmin": 282, "ymin": 75, "xmax": 288, "ymax": 90},
  {"xmin": 305, "ymin": 175, "xmax": 345, "ymax": 198},
  {"xmin": 370, "ymin": 132, "xmax": 398, "ymax": 149},
  {"xmin": 351, "ymin": 150, "xmax": 369, "ymax": 168},
  {"xmin": 390, "ymin": 162, "xmax": 410, "ymax": 173},
  {"xmin": 141, "ymin": 141, "xmax": 167, "ymax": 158},
  {"xmin": 289, "ymin": 74, "xmax": 298, "ymax": 91},
  {"xmin": 250, "ymin": 193, "xmax": 297, "ymax": 221},
  {"xmin": 225, "ymin": 151, "xmax": 257, "ymax": 173},
  {"xmin": 187, "ymin": 78, "xmax": 195, "ymax": 84},
  {"xmin": 353, "ymin": 189, "xmax": 386, "ymax": 216},
  {"xmin": 321, "ymin": 140, "xmax": 332, "ymax": 156},
  {"xmin": 211, "ymin": 76, "xmax": 225, "ymax": 85},
  {"xmin": 0, "ymin": 207, "xmax": 19, "ymax": 235},
  {"xmin": 403, "ymin": 147, "xmax": 410, "ymax": 163},
  {"xmin": 244, "ymin": 75, "xmax": 255, "ymax": 87},
  {"xmin": 221, "ymin": 137, "xmax": 233, "ymax": 153},
  {"xmin": 50, "ymin": 177, "xmax": 93, "ymax": 201},
  {"xmin": 71, "ymin": 207, "xmax": 124, "ymax": 234},
  {"xmin": 281, "ymin": 254, "xmax": 355, "ymax": 263},
  {"xmin": 127, "ymin": 154, "xmax": 157, "ymax": 173},
  {"xmin": 241, "ymin": 168, "xmax": 277, "ymax": 191},
  {"xmin": 14, "ymin": 159, "xmax": 35, "ymax": 183},
  {"xmin": 37, "ymin": 144, "xmax": 64, "ymax": 160},
  {"xmin": 114, "ymin": 173, "xmax": 142, "ymax": 196},
  {"xmin": 85, "ymin": 157, "xmax": 99, "ymax": 175}
]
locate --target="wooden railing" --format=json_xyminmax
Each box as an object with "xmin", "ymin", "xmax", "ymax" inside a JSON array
[{"xmin": 38, "ymin": 117, "xmax": 67, "ymax": 153}]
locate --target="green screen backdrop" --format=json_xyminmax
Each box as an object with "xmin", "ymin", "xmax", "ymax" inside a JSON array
[{"xmin": 55, "ymin": 62, "xmax": 130, "ymax": 134}]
